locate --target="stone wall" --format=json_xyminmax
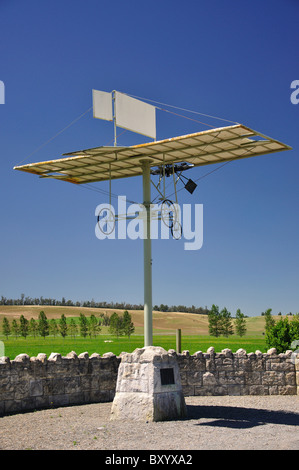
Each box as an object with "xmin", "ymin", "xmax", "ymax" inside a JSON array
[
  {"xmin": 177, "ymin": 347, "xmax": 298, "ymax": 397},
  {"xmin": 0, "ymin": 351, "xmax": 120, "ymax": 416},
  {"xmin": 0, "ymin": 347, "xmax": 298, "ymax": 416}
]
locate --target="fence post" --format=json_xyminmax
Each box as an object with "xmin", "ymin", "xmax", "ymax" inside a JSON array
[{"xmin": 176, "ymin": 329, "xmax": 181, "ymax": 354}]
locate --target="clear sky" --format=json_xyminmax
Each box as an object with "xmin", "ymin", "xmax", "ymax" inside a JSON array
[{"xmin": 0, "ymin": 0, "xmax": 298, "ymax": 316}]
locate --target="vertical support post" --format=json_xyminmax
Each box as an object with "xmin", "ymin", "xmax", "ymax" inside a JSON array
[
  {"xmin": 172, "ymin": 164, "xmax": 178, "ymax": 204},
  {"xmin": 112, "ymin": 90, "xmax": 117, "ymax": 147},
  {"xmin": 109, "ymin": 163, "xmax": 111, "ymax": 206},
  {"xmin": 142, "ymin": 160, "xmax": 153, "ymax": 347},
  {"xmin": 163, "ymin": 154, "xmax": 165, "ymax": 198},
  {"xmin": 176, "ymin": 329, "xmax": 181, "ymax": 354}
]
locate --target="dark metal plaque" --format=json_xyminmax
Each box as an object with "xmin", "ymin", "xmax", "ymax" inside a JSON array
[{"xmin": 160, "ymin": 368, "xmax": 175, "ymax": 386}]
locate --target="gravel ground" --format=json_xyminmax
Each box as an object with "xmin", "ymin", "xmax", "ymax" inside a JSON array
[{"xmin": 0, "ymin": 395, "xmax": 299, "ymax": 451}]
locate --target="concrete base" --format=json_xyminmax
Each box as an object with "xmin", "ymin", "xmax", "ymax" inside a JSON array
[{"xmin": 110, "ymin": 346, "xmax": 187, "ymax": 422}]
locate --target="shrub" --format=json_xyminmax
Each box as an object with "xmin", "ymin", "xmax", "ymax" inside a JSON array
[{"xmin": 266, "ymin": 314, "xmax": 299, "ymax": 353}]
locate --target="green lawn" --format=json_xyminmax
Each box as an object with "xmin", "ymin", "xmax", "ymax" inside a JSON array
[{"xmin": 0, "ymin": 333, "xmax": 267, "ymax": 359}]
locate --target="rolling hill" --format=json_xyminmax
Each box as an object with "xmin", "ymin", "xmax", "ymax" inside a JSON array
[{"xmin": 0, "ymin": 305, "xmax": 270, "ymax": 336}]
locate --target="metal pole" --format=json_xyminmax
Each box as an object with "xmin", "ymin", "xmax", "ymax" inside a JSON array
[
  {"xmin": 112, "ymin": 90, "xmax": 117, "ymax": 147},
  {"xmin": 109, "ymin": 163, "xmax": 111, "ymax": 206},
  {"xmin": 142, "ymin": 160, "xmax": 153, "ymax": 347}
]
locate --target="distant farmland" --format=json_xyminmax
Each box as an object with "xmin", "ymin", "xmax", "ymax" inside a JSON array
[{"xmin": 0, "ymin": 304, "xmax": 270, "ymax": 336}]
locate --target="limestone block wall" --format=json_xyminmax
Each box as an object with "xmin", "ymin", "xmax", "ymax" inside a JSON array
[
  {"xmin": 0, "ymin": 351, "xmax": 120, "ymax": 416},
  {"xmin": 0, "ymin": 347, "xmax": 298, "ymax": 416},
  {"xmin": 177, "ymin": 348, "xmax": 298, "ymax": 397}
]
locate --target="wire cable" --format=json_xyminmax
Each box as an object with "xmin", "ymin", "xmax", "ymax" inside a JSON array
[
  {"xmin": 17, "ymin": 92, "xmax": 241, "ymax": 208},
  {"xmin": 158, "ymin": 107, "xmax": 220, "ymax": 129},
  {"xmin": 125, "ymin": 92, "xmax": 239, "ymax": 125},
  {"xmin": 80, "ymin": 182, "xmax": 138, "ymax": 205},
  {"xmin": 16, "ymin": 106, "xmax": 93, "ymax": 166},
  {"xmin": 165, "ymin": 148, "xmax": 253, "ymax": 201}
]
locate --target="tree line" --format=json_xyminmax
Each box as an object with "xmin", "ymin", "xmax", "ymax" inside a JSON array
[
  {"xmin": 1, "ymin": 294, "xmax": 297, "ymax": 318},
  {"xmin": 208, "ymin": 305, "xmax": 247, "ymax": 337},
  {"xmin": 0, "ymin": 294, "xmax": 209, "ymax": 315},
  {"xmin": 1, "ymin": 310, "xmax": 135, "ymax": 340},
  {"xmin": 207, "ymin": 305, "xmax": 299, "ymax": 341}
]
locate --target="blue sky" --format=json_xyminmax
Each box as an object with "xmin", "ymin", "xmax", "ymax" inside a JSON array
[{"xmin": 0, "ymin": 0, "xmax": 298, "ymax": 316}]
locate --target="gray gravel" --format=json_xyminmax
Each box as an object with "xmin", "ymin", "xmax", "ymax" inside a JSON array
[{"xmin": 0, "ymin": 395, "xmax": 299, "ymax": 450}]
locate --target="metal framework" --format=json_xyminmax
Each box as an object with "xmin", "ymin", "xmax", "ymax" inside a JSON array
[
  {"xmin": 14, "ymin": 124, "xmax": 291, "ymax": 347},
  {"xmin": 14, "ymin": 124, "xmax": 291, "ymax": 184}
]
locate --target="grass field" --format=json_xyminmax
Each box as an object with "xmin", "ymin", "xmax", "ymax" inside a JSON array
[
  {"xmin": 0, "ymin": 333, "xmax": 267, "ymax": 359},
  {"xmin": 0, "ymin": 305, "xmax": 270, "ymax": 358}
]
